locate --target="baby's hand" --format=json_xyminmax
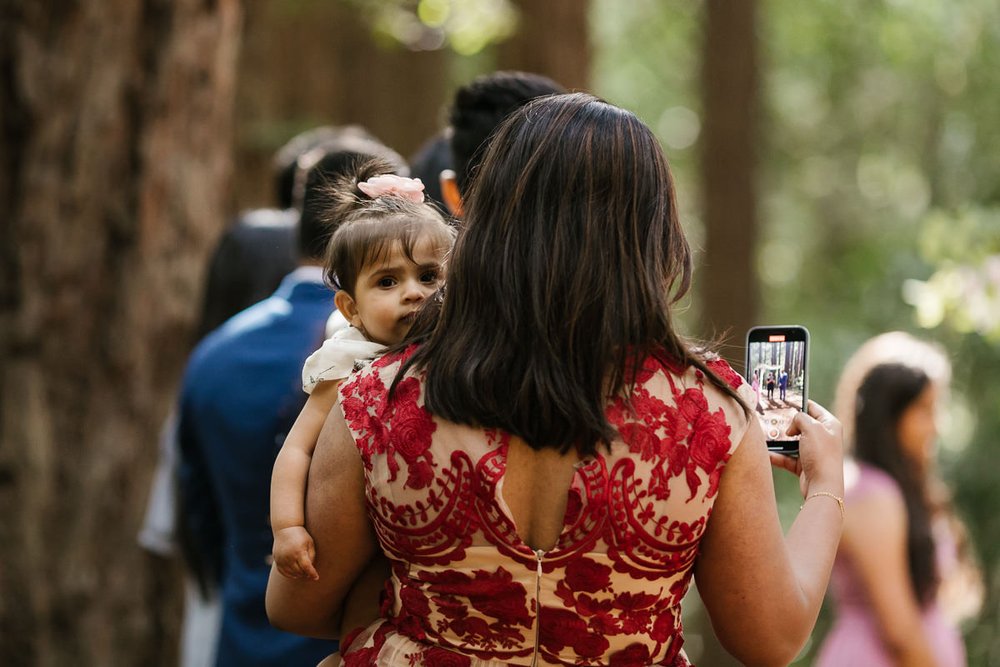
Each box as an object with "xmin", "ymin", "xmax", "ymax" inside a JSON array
[{"xmin": 273, "ymin": 526, "xmax": 320, "ymax": 581}]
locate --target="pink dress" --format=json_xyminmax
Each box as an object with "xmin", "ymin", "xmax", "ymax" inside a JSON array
[
  {"xmin": 337, "ymin": 348, "xmax": 754, "ymax": 666},
  {"xmin": 815, "ymin": 463, "xmax": 966, "ymax": 667}
]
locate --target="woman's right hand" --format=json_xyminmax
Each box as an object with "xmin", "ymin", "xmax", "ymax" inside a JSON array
[{"xmin": 770, "ymin": 400, "xmax": 844, "ymax": 499}]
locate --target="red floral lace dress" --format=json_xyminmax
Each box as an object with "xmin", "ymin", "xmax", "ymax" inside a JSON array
[{"xmin": 338, "ymin": 348, "xmax": 753, "ymax": 667}]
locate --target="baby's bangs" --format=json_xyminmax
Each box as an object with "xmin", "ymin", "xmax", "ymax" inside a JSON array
[
  {"xmin": 401, "ymin": 218, "xmax": 457, "ymax": 262},
  {"xmin": 357, "ymin": 231, "xmax": 399, "ymax": 274},
  {"xmin": 356, "ymin": 214, "xmax": 451, "ymax": 269}
]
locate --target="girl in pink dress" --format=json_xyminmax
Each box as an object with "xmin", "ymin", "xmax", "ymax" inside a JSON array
[
  {"xmin": 267, "ymin": 93, "xmax": 847, "ymax": 666},
  {"xmin": 817, "ymin": 336, "xmax": 981, "ymax": 666}
]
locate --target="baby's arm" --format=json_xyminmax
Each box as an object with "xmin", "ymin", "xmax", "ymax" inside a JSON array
[{"xmin": 270, "ymin": 379, "xmax": 341, "ymax": 580}]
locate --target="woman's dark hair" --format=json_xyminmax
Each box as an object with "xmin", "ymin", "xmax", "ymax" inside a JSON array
[
  {"xmin": 854, "ymin": 362, "xmax": 938, "ymax": 606},
  {"xmin": 321, "ymin": 158, "xmax": 455, "ymax": 297},
  {"xmin": 401, "ymin": 92, "xmax": 747, "ymax": 455}
]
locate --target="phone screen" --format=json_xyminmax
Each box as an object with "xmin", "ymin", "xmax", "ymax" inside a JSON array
[{"xmin": 746, "ymin": 326, "xmax": 809, "ymax": 453}]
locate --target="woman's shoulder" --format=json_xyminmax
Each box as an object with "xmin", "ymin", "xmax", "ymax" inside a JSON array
[
  {"xmin": 703, "ymin": 355, "xmax": 749, "ymax": 392},
  {"xmin": 339, "ymin": 344, "xmax": 421, "ymax": 402},
  {"xmin": 844, "ymin": 460, "xmax": 903, "ymax": 505},
  {"xmin": 642, "ymin": 350, "xmax": 754, "ymax": 411},
  {"xmin": 640, "ymin": 347, "xmax": 738, "ymax": 382},
  {"xmin": 841, "ymin": 461, "xmax": 909, "ymax": 557},
  {"xmin": 632, "ymin": 350, "xmax": 754, "ymax": 445}
]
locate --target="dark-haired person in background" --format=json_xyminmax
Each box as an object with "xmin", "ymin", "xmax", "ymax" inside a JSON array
[
  {"xmin": 406, "ymin": 131, "xmax": 451, "ymax": 211},
  {"xmin": 817, "ymin": 333, "xmax": 981, "ymax": 667},
  {"xmin": 439, "ymin": 70, "xmax": 565, "ymax": 217},
  {"xmin": 199, "ymin": 126, "xmax": 407, "ymax": 338}
]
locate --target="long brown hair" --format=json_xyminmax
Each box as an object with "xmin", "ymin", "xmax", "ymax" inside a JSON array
[
  {"xmin": 854, "ymin": 363, "xmax": 939, "ymax": 605},
  {"xmin": 401, "ymin": 93, "xmax": 745, "ymax": 455}
]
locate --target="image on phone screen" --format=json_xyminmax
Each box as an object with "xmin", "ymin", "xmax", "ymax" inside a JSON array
[{"xmin": 746, "ymin": 326, "xmax": 809, "ymax": 452}]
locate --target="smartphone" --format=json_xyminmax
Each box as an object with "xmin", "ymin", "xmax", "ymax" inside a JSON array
[{"xmin": 745, "ymin": 325, "xmax": 810, "ymax": 455}]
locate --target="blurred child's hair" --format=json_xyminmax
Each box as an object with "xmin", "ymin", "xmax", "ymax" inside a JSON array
[{"xmin": 322, "ymin": 158, "xmax": 456, "ymax": 296}]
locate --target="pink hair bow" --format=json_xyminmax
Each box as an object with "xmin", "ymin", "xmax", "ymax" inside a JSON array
[{"xmin": 357, "ymin": 175, "xmax": 425, "ymax": 203}]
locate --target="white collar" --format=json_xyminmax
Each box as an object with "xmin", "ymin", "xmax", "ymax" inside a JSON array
[{"xmin": 285, "ymin": 265, "xmax": 326, "ymax": 285}]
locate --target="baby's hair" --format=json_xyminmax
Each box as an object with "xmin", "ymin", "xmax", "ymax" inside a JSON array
[{"xmin": 323, "ymin": 158, "xmax": 456, "ymax": 296}]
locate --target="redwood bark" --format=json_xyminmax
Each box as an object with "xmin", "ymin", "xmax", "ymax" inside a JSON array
[
  {"xmin": 691, "ymin": 2, "xmax": 760, "ymax": 663},
  {"xmin": 699, "ymin": 0, "xmax": 760, "ymax": 366},
  {"xmin": 0, "ymin": 0, "xmax": 241, "ymax": 664},
  {"xmin": 233, "ymin": 0, "xmax": 451, "ymax": 210}
]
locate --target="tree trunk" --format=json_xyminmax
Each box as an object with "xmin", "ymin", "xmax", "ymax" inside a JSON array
[
  {"xmin": 0, "ymin": 0, "xmax": 241, "ymax": 664},
  {"xmin": 233, "ymin": 0, "xmax": 451, "ymax": 210},
  {"xmin": 498, "ymin": 0, "xmax": 591, "ymax": 91},
  {"xmin": 689, "ymin": 2, "xmax": 760, "ymax": 663},
  {"xmin": 698, "ymin": 0, "xmax": 760, "ymax": 367}
]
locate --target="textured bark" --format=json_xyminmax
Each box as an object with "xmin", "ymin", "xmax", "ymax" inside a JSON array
[
  {"xmin": 689, "ymin": 1, "xmax": 760, "ymax": 663},
  {"xmin": 232, "ymin": 0, "xmax": 451, "ymax": 210},
  {"xmin": 499, "ymin": 0, "xmax": 591, "ymax": 91},
  {"xmin": 0, "ymin": 0, "xmax": 241, "ymax": 664},
  {"xmin": 699, "ymin": 0, "xmax": 760, "ymax": 367}
]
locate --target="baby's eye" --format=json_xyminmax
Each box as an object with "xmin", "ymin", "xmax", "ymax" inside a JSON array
[
  {"xmin": 419, "ymin": 269, "xmax": 440, "ymax": 284},
  {"xmin": 376, "ymin": 276, "xmax": 397, "ymax": 288}
]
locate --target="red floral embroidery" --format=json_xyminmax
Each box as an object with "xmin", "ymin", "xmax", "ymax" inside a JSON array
[
  {"xmin": 399, "ymin": 584, "xmax": 432, "ymax": 618},
  {"xmin": 688, "ymin": 405, "xmax": 733, "ymax": 499},
  {"xmin": 619, "ymin": 421, "xmax": 661, "ymax": 463},
  {"xmin": 706, "ymin": 357, "xmax": 745, "ymax": 391},
  {"xmin": 675, "ymin": 387, "xmax": 707, "ymax": 427},
  {"xmin": 417, "ymin": 646, "xmax": 471, "ymax": 667},
  {"xmin": 341, "ymin": 621, "xmax": 392, "ymax": 667},
  {"xmin": 563, "ymin": 487, "xmax": 583, "ymax": 525},
  {"xmin": 539, "ymin": 607, "xmax": 611, "ymax": 658},
  {"xmin": 338, "ymin": 351, "xmax": 740, "ymax": 665},
  {"xmin": 375, "ymin": 376, "xmax": 438, "ymax": 490},
  {"xmin": 650, "ymin": 609, "xmax": 676, "ymax": 643},
  {"xmin": 609, "ymin": 642, "xmax": 652, "ymax": 667},
  {"xmin": 422, "ymin": 568, "xmax": 532, "ymax": 628},
  {"xmin": 564, "ymin": 557, "xmax": 612, "ymax": 593},
  {"xmin": 405, "ymin": 458, "xmax": 434, "ymax": 490}
]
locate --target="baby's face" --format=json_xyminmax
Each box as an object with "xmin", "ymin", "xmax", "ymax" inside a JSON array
[{"xmin": 349, "ymin": 238, "xmax": 444, "ymax": 346}]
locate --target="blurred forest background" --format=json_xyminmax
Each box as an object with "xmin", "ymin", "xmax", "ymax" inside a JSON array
[{"xmin": 2, "ymin": 0, "xmax": 998, "ymax": 664}]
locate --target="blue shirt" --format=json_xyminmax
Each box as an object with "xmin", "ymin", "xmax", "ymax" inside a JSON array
[{"xmin": 178, "ymin": 267, "xmax": 338, "ymax": 666}]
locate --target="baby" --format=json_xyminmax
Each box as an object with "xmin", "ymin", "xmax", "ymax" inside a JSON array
[{"xmin": 270, "ymin": 158, "xmax": 455, "ymax": 587}]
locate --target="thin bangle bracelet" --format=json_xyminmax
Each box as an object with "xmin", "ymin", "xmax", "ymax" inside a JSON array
[{"xmin": 800, "ymin": 491, "xmax": 845, "ymax": 519}]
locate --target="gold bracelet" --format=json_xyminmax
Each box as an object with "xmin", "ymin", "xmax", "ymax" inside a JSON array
[{"xmin": 800, "ymin": 491, "xmax": 845, "ymax": 519}]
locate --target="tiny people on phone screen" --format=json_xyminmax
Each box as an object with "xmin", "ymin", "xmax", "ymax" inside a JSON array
[{"xmin": 747, "ymin": 335, "xmax": 807, "ymax": 442}]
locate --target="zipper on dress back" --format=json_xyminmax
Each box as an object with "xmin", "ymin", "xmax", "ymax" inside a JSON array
[{"xmin": 530, "ymin": 549, "xmax": 545, "ymax": 667}]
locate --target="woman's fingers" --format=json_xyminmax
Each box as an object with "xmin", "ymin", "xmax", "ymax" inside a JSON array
[
  {"xmin": 768, "ymin": 451, "xmax": 801, "ymax": 475},
  {"xmin": 806, "ymin": 400, "xmax": 840, "ymax": 432},
  {"xmin": 786, "ymin": 401, "xmax": 840, "ymax": 438},
  {"xmin": 788, "ymin": 400, "xmax": 845, "ymax": 498}
]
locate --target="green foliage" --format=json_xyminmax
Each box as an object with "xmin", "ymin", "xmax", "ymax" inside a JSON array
[
  {"xmin": 592, "ymin": 0, "xmax": 1000, "ymax": 663},
  {"xmin": 344, "ymin": 0, "xmax": 517, "ymax": 54},
  {"xmin": 905, "ymin": 208, "xmax": 1000, "ymax": 341},
  {"xmin": 590, "ymin": 0, "xmax": 705, "ymax": 329},
  {"xmin": 764, "ymin": 1, "xmax": 1000, "ymax": 663}
]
